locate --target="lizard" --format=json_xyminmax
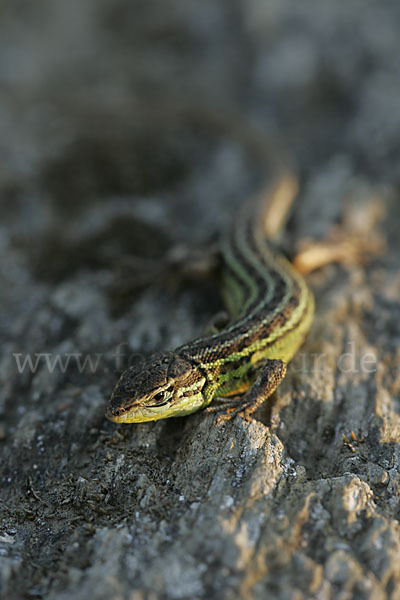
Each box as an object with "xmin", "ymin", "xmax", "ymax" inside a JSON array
[{"xmin": 105, "ymin": 175, "xmax": 316, "ymax": 424}]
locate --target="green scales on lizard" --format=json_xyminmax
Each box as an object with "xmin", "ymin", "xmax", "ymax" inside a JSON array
[{"xmin": 106, "ymin": 184, "xmax": 315, "ymax": 424}]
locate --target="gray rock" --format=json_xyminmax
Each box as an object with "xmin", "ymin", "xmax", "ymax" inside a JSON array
[{"xmin": 1, "ymin": 1, "xmax": 400, "ymax": 599}]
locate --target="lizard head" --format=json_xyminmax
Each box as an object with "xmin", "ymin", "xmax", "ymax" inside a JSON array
[{"xmin": 105, "ymin": 352, "xmax": 207, "ymax": 423}]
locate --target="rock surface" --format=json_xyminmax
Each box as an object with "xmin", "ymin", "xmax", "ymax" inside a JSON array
[{"xmin": 1, "ymin": 1, "xmax": 400, "ymax": 599}]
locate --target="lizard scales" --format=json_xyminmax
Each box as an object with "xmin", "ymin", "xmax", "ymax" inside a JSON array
[{"xmin": 106, "ymin": 193, "xmax": 315, "ymax": 423}]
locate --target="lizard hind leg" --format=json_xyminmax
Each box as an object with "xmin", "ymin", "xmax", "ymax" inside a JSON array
[{"xmin": 214, "ymin": 359, "xmax": 287, "ymax": 425}]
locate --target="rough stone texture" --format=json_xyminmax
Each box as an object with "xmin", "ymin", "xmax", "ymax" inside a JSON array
[{"xmin": 1, "ymin": 1, "xmax": 400, "ymax": 599}]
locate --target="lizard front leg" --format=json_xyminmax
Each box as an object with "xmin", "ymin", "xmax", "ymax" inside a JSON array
[{"xmin": 214, "ymin": 359, "xmax": 287, "ymax": 425}]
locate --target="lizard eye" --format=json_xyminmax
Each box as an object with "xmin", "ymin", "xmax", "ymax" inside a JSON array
[{"xmin": 151, "ymin": 387, "xmax": 173, "ymax": 407}]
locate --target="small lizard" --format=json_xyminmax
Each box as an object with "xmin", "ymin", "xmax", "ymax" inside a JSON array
[{"xmin": 106, "ymin": 177, "xmax": 315, "ymax": 424}]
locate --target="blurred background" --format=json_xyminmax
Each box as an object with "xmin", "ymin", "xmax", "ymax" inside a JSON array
[{"xmin": 2, "ymin": 0, "xmax": 399, "ymax": 321}]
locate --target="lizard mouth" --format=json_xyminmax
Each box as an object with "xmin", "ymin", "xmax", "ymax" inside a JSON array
[
  {"xmin": 105, "ymin": 403, "xmax": 170, "ymax": 423},
  {"xmin": 105, "ymin": 405, "xmax": 145, "ymax": 423}
]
